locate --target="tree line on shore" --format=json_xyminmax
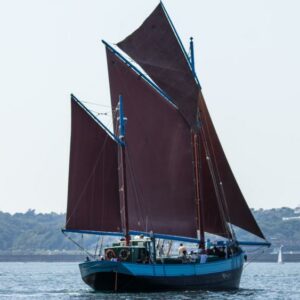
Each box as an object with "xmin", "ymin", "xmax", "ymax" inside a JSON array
[{"xmin": 0, "ymin": 207, "xmax": 299, "ymax": 254}]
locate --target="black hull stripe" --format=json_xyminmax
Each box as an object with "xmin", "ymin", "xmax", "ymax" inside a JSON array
[{"xmin": 82, "ymin": 267, "xmax": 243, "ymax": 292}]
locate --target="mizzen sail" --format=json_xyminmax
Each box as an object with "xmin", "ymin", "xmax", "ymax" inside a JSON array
[{"xmin": 66, "ymin": 95, "xmax": 121, "ymax": 233}]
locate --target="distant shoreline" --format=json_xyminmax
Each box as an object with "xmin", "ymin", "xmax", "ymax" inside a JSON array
[
  {"xmin": 0, "ymin": 254, "xmax": 85, "ymax": 262},
  {"xmin": 1, "ymin": 253, "xmax": 300, "ymax": 263}
]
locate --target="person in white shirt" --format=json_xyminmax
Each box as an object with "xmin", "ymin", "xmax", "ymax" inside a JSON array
[{"xmin": 178, "ymin": 243, "xmax": 187, "ymax": 256}]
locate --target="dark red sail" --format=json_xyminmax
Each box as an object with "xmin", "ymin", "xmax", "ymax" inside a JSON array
[
  {"xmin": 117, "ymin": 3, "xmax": 199, "ymax": 128},
  {"xmin": 106, "ymin": 49, "xmax": 198, "ymax": 238},
  {"xmin": 199, "ymin": 93, "xmax": 265, "ymax": 239},
  {"xmin": 200, "ymin": 142, "xmax": 232, "ymax": 238},
  {"xmin": 116, "ymin": 3, "xmax": 265, "ymax": 239},
  {"xmin": 66, "ymin": 95, "xmax": 121, "ymax": 233}
]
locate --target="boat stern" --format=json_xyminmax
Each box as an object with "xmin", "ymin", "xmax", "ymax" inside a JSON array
[{"xmin": 79, "ymin": 260, "xmax": 122, "ymax": 291}]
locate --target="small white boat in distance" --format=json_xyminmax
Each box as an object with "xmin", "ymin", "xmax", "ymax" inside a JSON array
[{"xmin": 278, "ymin": 245, "xmax": 284, "ymax": 264}]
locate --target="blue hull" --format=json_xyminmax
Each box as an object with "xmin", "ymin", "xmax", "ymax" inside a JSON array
[{"xmin": 79, "ymin": 253, "xmax": 244, "ymax": 292}]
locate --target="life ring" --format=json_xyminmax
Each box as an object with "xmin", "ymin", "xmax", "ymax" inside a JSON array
[
  {"xmin": 105, "ymin": 249, "xmax": 116, "ymax": 260},
  {"xmin": 119, "ymin": 249, "xmax": 130, "ymax": 261}
]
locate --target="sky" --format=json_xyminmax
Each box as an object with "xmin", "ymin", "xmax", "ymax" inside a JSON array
[{"xmin": 0, "ymin": 0, "xmax": 299, "ymax": 213}]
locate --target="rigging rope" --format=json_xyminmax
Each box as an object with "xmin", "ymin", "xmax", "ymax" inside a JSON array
[
  {"xmin": 62, "ymin": 231, "xmax": 95, "ymax": 259},
  {"xmin": 89, "ymin": 109, "xmax": 109, "ymax": 116},
  {"xmin": 94, "ymin": 235, "xmax": 103, "ymax": 257},
  {"xmin": 81, "ymin": 100, "xmax": 111, "ymax": 108},
  {"xmin": 243, "ymin": 246, "xmax": 265, "ymax": 269},
  {"xmin": 199, "ymin": 125, "xmax": 232, "ymax": 238},
  {"xmin": 199, "ymin": 100, "xmax": 237, "ymax": 239}
]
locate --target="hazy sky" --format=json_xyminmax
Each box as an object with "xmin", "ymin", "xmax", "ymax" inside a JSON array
[{"xmin": 1, "ymin": 0, "xmax": 299, "ymax": 213}]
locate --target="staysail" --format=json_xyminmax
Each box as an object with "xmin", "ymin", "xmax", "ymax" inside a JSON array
[
  {"xmin": 106, "ymin": 48, "xmax": 198, "ymax": 238},
  {"xmin": 66, "ymin": 95, "xmax": 121, "ymax": 233},
  {"xmin": 198, "ymin": 94, "xmax": 265, "ymax": 239},
  {"xmin": 117, "ymin": 3, "xmax": 265, "ymax": 239}
]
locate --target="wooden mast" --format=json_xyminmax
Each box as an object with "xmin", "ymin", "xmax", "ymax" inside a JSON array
[
  {"xmin": 192, "ymin": 131, "xmax": 205, "ymax": 249},
  {"xmin": 190, "ymin": 37, "xmax": 205, "ymax": 249},
  {"xmin": 118, "ymin": 95, "xmax": 130, "ymax": 246}
]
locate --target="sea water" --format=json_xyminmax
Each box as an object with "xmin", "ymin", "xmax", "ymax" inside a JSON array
[{"xmin": 0, "ymin": 262, "xmax": 299, "ymax": 299}]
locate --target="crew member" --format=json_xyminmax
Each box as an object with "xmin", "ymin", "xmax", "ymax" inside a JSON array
[{"xmin": 178, "ymin": 243, "xmax": 187, "ymax": 256}]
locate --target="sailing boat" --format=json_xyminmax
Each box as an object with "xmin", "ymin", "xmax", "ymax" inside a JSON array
[
  {"xmin": 63, "ymin": 2, "xmax": 270, "ymax": 291},
  {"xmin": 278, "ymin": 245, "xmax": 284, "ymax": 264}
]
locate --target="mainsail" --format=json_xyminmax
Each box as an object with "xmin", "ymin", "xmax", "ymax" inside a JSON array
[
  {"xmin": 117, "ymin": 2, "xmax": 265, "ymax": 239},
  {"xmin": 66, "ymin": 95, "xmax": 121, "ymax": 233},
  {"xmin": 106, "ymin": 49, "xmax": 197, "ymax": 238}
]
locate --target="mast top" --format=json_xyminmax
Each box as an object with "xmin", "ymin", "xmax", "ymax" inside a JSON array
[
  {"xmin": 189, "ymin": 37, "xmax": 195, "ymax": 77},
  {"xmin": 118, "ymin": 94, "xmax": 127, "ymax": 142}
]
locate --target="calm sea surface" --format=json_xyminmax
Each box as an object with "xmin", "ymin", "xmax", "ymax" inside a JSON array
[{"xmin": 0, "ymin": 262, "xmax": 299, "ymax": 299}]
